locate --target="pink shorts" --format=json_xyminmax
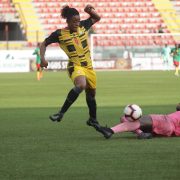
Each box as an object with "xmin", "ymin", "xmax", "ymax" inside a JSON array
[{"xmin": 150, "ymin": 115, "xmax": 174, "ymax": 136}]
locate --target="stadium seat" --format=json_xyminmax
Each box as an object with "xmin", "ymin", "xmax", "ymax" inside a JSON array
[{"xmin": 1, "ymin": 0, "xmax": 176, "ymax": 47}]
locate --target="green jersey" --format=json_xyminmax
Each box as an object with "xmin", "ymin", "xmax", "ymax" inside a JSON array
[
  {"xmin": 33, "ymin": 47, "xmax": 41, "ymax": 64},
  {"xmin": 171, "ymin": 48, "xmax": 180, "ymax": 61},
  {"xmin": 162, "ymin": 46, "xmax": 171, "ymax": 57}
]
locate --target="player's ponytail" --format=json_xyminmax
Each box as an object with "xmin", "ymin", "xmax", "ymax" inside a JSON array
[{"xmin": 61, "ymin": 5, "xmax": 79, "ymax": 21}]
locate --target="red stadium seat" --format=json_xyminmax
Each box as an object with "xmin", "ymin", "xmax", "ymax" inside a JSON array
[{"xmin": 23, "ymin": 0, "xmax": 175, "ymax": 46}]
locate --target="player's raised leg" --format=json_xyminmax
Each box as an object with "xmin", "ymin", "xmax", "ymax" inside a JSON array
[{"xmin": 49, "ymin": 75, "xmax": 86, "ymax": 122}]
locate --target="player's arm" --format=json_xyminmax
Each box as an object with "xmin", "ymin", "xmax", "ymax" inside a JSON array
[
  {"xmin": 40, "ymin": 41, "xmax": 48, "ymax": 68},
  {"xmin": 32, "ymin": 49, "xmax": 37, "ymax": 55},
  {"xmin": 40, "ymin": 30, "xmax": 60, "ymax": 68},
  {"xmin": 120, "ymin": 116, "xmax": 142, "ymax": 134},
  {"xmin": 37, "ymin": 48, "xmax": 40, "ymax": 56},
  {"xmin": 161, "ymin": 49, "xmax": 164, "ymax": 56},
  {"xmin": 170, "ymin": 48, "xmax": 174, "ymax": 56},
  {"xmin": 84, "ymin": 4, "xmax": 101, "ymax": 24}
]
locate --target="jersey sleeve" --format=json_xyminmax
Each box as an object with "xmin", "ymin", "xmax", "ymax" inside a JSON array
[
  {"xmin": 80, "ymin": 18, "xmax": 93, "ymax": 31},
  {"xmin": 45, "ymin": 30, "xmax": 60, "ymax": 46},
  {"xmin": 32, "ymin": 50, "xmax": 36, "ymax": 55},
  {"xmin": 170, "ymin": 48, "xmax": 175, "ymax": 54},
  {"xmin": 32, "ymin": 48, "xmax": 37, "ymax": 55}
]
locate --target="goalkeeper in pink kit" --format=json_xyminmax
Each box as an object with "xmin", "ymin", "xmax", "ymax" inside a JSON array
[{"xmin": 96, "ymin": 104, "xmax": 180, "ymax": 139}]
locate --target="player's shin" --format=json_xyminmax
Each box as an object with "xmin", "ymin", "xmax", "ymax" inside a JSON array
[
  {"xmin": 86, "ymin": 90, "xmax": 99, "ymax": 127},
  {"xmin": 60, "ymin": 86, "xmax": 83, "ymax": 114},
  {"xmin": 175, "ymin": 67, "xmax": 179, "ymax": 76},
  {"xmin": 86, "ymin": 95, "xmax": 97, "ymax": 120},
  {"xmin": 40, "ymin": 69, "xmax": 43, "ymax": 78},
  {"xmin": 37, "ymin": 71, "xmax": 40, "ymax": 80},
  {"xmin": 49, "ymin": 86, "xmax": 83, "ymax": 122}
]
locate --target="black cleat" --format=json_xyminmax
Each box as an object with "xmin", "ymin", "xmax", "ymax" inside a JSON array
[
  {"xmin": 96, "ymin": 126, "xmax": 114, "ymax": 139},
  {"xmin": 137, "ymin": 132, "xmax": 153, "ymax": 139},
  {"xmin": 49, "ymin": 113, "xmax": 63, "ymax": 122},
  {"xmin": 86, "ymin": 118, "xmax": 99, "ymax": 129}
]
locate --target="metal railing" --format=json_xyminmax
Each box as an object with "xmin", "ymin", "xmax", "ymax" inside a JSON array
[{"xmin": 14, "ymin": 2, "xmax": 27, "ymax": 39}]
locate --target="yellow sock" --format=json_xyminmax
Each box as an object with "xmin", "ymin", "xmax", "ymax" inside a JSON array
[
  {"xmin": 37, "ymin": 71, "xmax": 40, "ymax": 80},
  {"xmin": 175, "ymin": 67, "xmax": 179, "ymax": 75},
  {"xmin": 40, "ymin": 71, "xmax": 43, "ymax": 78}
]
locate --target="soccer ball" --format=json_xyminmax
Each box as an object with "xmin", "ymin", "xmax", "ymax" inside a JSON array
[{"xmin": 124, "ymin": 104, "xmax": 142, "ymax": 121}]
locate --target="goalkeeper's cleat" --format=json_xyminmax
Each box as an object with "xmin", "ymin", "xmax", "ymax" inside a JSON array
[
  {"xmin": 49, "ymin": 112, "xmax": 63, "ymax": 122},
  {"xmin": 96, "ymin": 126, "xmax": 114, "ymax": 139},
  {"xmin": 137, "ymin": 132, "xmax": 153, "ymax": 139},
  {"xmin": 86, "ymin": 118, "xmax": 99, "ymax": 129}
]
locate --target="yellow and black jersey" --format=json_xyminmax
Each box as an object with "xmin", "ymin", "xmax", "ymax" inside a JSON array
[{"xmin": 45, "ymin": 18, "xmax": 94, "ymax": 68}]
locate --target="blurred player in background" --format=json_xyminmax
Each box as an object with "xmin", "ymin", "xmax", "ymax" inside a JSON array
[
  {"xmin": 96, "ymin": 103, "xmax": 180, "ymax": 139},
  {"xmin": 171, "ymin": 44, "xmax": 180, "ymax": 76},
  {"xmin": 40, "ymin": 5, "xmax": 101, "ymax": 129},
  {"xmin": 32, "ymin": 43, "xmax": 43, "ymax": 80},
  {"xmin": 161, "ymin": 44, "xmax": 171, "ymax": 70}
]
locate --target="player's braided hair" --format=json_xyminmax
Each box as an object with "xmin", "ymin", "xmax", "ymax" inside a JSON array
[{"xmin": 61, "ymin": 5, "xmax": 79, "ymax": 21}]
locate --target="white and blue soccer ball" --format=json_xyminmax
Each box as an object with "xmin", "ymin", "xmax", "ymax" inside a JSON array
[{"xmin": 124, "ymin": 104, "xmax": 142, "ymax": 121}]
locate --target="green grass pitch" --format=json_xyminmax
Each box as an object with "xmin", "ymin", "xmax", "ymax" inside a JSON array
[{"xmin": 0, "ymin": 71, "xmax": 180, "ymax": 180}]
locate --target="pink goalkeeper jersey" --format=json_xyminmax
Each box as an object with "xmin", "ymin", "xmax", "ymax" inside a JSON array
[{"xmin": 150, "ymin": 111, "xmax": 180, "ymax": 136}]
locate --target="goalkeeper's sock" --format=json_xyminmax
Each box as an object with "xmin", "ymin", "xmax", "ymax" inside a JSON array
[
  {"xmin": 59, "ymin": 87, "xmax": 83, "ymax": 114},
  {"xmin": 111, "ymin": 121, "xmax": 140, "ymax": 133}
]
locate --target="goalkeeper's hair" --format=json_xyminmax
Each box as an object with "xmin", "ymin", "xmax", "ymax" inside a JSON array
[
  {"xmin": 176, "ymin": 103, "xmax": 180, "ymax": 111},
  {"xmin": 61, "ymin": 5, "xmax": 79, "ymax": 21}
]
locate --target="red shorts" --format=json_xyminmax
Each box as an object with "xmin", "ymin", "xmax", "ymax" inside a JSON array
[
  {"xmin": 150, "ymin": 115, "xmax": 174, "ymax": 136},
  {"xmin": 36, "ymin": 64, "xmax": 41, "ymax": 69},
  {"xmin": 173, "ymin": 60, "xmax": 179, "ymax": 67}
]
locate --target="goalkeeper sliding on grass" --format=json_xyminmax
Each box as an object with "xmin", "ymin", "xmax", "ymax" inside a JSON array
[{"xmin": 96, "ymin": 104, "xmax": 180, "ymax": 139}]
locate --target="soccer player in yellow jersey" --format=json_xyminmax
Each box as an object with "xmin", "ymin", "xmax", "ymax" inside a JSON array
[{"xmin": 40, "ymin": 5, "xmax": 101, "ymax": 129}]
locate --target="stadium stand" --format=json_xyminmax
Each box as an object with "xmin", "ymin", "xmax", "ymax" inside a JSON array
[
  {"xmin": 153, "ymin": 0, "xmax": 180, "ymax": 33},
  {"xmin": 0, "ymin": 0, "xmax": 16, "ymax": 15},
  {"xmin": 12, "ymin": 0, "xmax": 45, "ymax": 45},
  {"xmin": 0, "ymin": 0, "xmax": 180, "ymax": 48},
  {"xmin": 32, "ymin": 0, "xmax": 166, "ymax": 35},
  {"xmin": 31, "ymin": 0, "xmax": 177, "ymax": 46}
]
